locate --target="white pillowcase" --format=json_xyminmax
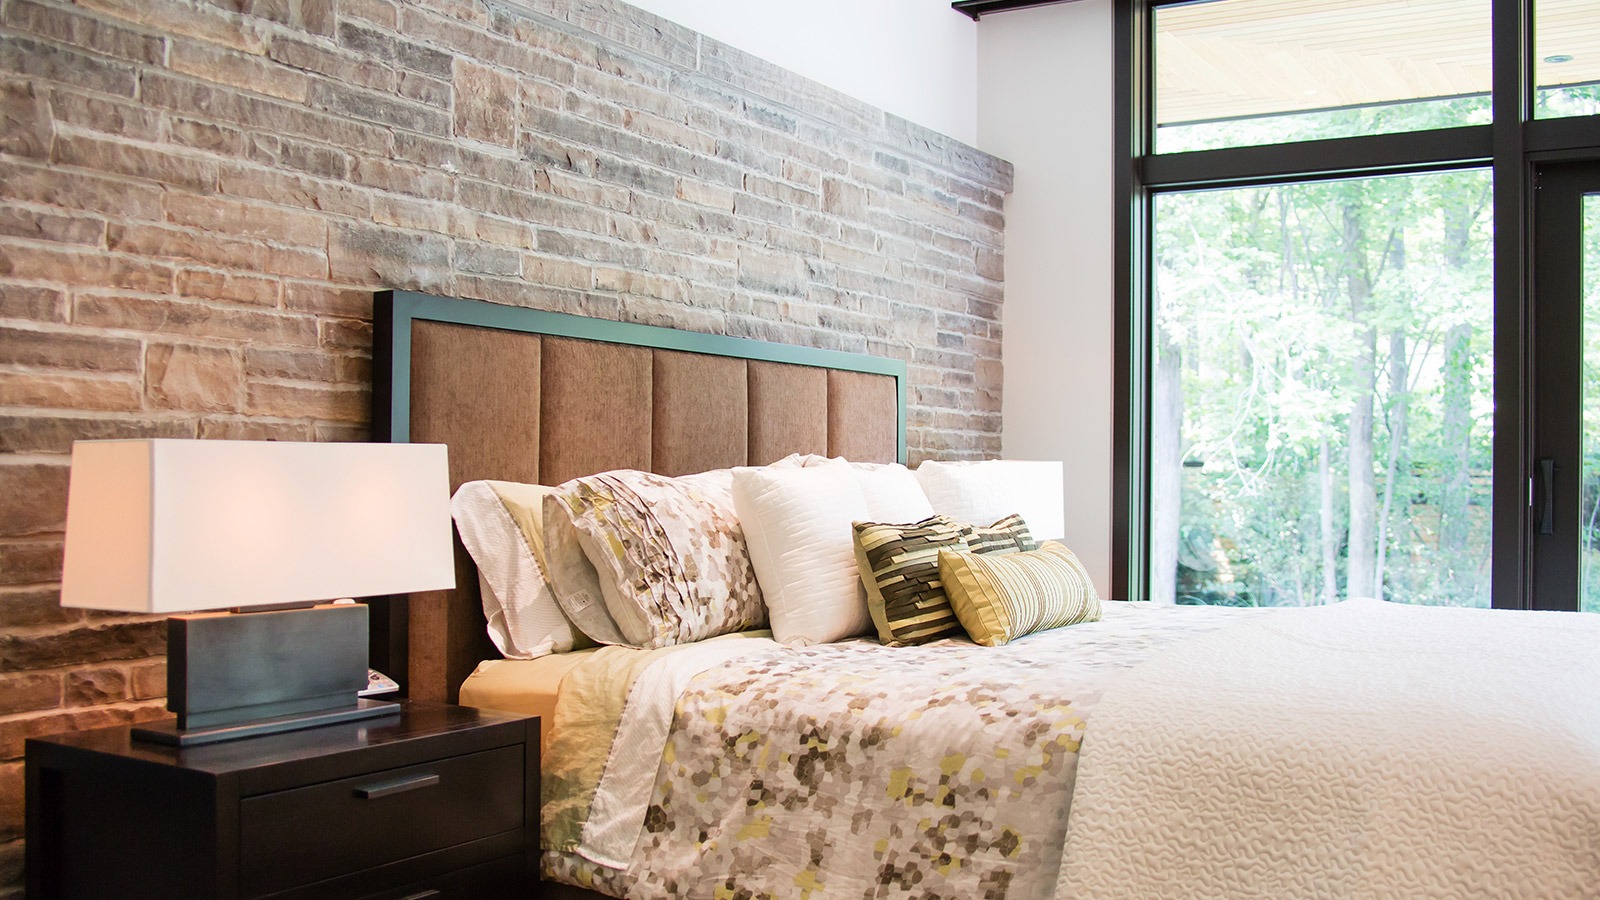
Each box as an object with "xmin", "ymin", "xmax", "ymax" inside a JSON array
[
  {"xmin": 795, "ymin": 456, "xmax": 934, "ymax": 523},
  {"xmin": 732, "ymin": 459, "xmax": 872, "ymax": 645},
  {"xmin": 915, "ymin": 459, "xmax": 1066, "ymax": 541},
  {"xmin": 451, "ymin": 480, "xmax": 588, "ymax": 659},
  {"xmin": 849, "ymin": 461, "xmax": 934, "ymax": 522}
]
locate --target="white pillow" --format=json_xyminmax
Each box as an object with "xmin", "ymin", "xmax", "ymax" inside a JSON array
[
  {"xmin": 731, "ymin": 459, "xmax": 872, "ymax": 645},
  {"xmin": 849, "ymin": 461, "xmax": 934, "ymax": 522},
  {"xmin": 771, "ymin": 452, "xmax": 828, "ymax": 468},
  {"xmin": 795, "ymin": 456, "xmax": 934, "ymax": 523},
  {"xmin": 451, "ymin": 480, "xmax": 589, "ymax": 659},
  {"xmin": 915, "ymin": 460, "xmax": 1066, "ymax": 541}
]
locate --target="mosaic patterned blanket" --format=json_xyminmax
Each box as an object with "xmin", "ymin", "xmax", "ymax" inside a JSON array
[{"xmin": 542, "ymin": 601, "xmax": 1260, "ymax": 899}]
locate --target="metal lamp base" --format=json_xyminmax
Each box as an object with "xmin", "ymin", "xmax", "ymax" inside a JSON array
[
  {"xmin": 135, "ymin": 604, "xmax": 387, "ymax": 747},
  {"xmin": 133, "ymin": 698, "xmax": 400, "ymax": 746}
]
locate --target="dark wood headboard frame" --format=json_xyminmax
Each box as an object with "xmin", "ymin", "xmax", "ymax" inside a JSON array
[{"xmin": 369, "ymin": 290, "xmax": 907, "ymax": 700}]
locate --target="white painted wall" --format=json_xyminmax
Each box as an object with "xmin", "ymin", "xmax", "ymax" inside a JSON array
[
  {"xmin": 622, "ymin": 0, "xmax": 979, "ymax": 144},
  {"xmin": 978, "ymin": 0, "xmax": 1117, "ymax": 596}
]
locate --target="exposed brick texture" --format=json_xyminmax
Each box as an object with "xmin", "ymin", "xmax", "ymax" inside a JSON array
[{"xmin": 0, "ymin": 0, "xmax": 1011, "ymax": 887}]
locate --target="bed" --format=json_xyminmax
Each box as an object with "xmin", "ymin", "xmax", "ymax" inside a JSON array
[{"xmin": 373, "ymin": 291, "xmax": 1600, "ymax": 900}]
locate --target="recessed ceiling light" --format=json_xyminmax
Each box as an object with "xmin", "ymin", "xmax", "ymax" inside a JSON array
[
  {"xmin": 1546, "ymin": 54, "xmax": 1575, "ymax": 64},
  {"xmin": 1304, "ymin": 89, "xmax": 1319, "ymax": 96}
]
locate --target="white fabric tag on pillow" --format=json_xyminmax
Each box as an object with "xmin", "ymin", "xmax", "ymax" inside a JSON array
[
  {"xmin": 732, "ymin": 459, "xmax": 872, "ymax": 646},
  {"xmin": 543, "ymin": 493, "xmax": 631, "ymax": 646}
]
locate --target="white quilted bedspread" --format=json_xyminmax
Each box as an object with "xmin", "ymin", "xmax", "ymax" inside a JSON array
[{"xmin": 1057, "ymin": 599, "xmax": 1600, "ymax": 900}]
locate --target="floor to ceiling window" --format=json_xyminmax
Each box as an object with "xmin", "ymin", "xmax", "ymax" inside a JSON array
[
  {"xmin": 1151, "ymin": 172, "xmax": 1494, "ymax": 607},
  {"xmin": 1119, "ymin": 0, "xmax": 1600, "ymax": 612}
]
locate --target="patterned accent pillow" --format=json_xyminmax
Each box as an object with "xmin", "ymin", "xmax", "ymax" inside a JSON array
[
  {"xmin": 939, "ymin": 541, "xmax": 1102, "ymax": 647},
  {"xmin": 547, "ymin": 469, "xmax": 766, "ymax": 649},
  {"xmin": 964, "ymin": 513, "xmax": 1038, "ymax": 555},
  {"xmin": 852, "ymin": 513, "xmax": 1036, "ymax": 646}
]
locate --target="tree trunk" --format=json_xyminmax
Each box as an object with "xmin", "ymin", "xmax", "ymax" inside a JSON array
[
  {"xmin": 1150, "ymin": 334, "xmax": 1184, "ymax": 605},
  {"xmin": 1438, "ymin": 323, "xmax": 1473, "ymax": 597},
  {"xmin": 1345, "ymin": 203, "xmax": 1379, "ymax": 600},
  {"xmin": 1375, "ymin": 331, "xmax": 1410, "ymax": 601},
  {"xmin": 1320, "ymin": 438, "xmax": 1337, "ymax": 605}
]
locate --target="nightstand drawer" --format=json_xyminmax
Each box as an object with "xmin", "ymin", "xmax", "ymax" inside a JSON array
[
  {"xmin": 354, "ymin": 854, "xmax": 522, "ymax": 900},
  {"xmin": 239, "ymin": 745, "xmax": 524, "ymax": 897}
]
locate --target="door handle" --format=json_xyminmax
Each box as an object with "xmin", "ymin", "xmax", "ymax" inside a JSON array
[{"xmin": 1539, "ymin": 457, "xmax": 1556, "ymax": 535}]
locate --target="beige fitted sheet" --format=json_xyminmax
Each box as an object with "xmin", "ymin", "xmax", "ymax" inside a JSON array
[{"xmin": 458, "ymin": 649, "xmax": 600, "ymax": 752}]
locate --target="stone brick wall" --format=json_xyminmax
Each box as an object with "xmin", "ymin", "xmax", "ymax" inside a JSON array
[{"xmin": 0, "ymin": 0, "xmax": 1011, "ymax": 889}]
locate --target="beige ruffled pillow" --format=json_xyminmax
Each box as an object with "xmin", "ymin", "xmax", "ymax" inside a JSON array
[{"xmin": 545, "ymin": 469, "xmax": 766, "ymax": 649}]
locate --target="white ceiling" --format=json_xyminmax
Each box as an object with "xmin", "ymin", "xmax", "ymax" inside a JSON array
[{"xmin": 1157, "ymin": 0, "xmax": 1599, "ymax": 125}]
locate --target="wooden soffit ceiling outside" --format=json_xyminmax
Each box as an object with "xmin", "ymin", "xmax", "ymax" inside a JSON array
[{"xmin": 1157, "ymin": 0, "xmax": 1600, "ymax": 126}]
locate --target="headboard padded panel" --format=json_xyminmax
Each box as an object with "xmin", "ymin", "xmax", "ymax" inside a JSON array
[
  {"xmin": 748, "ymin": 360, "xmax": 829, "ymax": 465},
  {"xmin": 374, "ymin": 292, "xmax": 907, "ymax": 702},
  {"xmin": 653, "ymin": 351, "xmax": 749, "ymax": 477},
  {"xmin": 828, "ymin": 369, "xmax": 900, "ymax": 463},
  {"xmin": 411, "ymin": 321, "xmax": 542, "ymax": 488},
  {"xmin": 540, "ymin": 338, "xmax": 653, "ymax": 485}
]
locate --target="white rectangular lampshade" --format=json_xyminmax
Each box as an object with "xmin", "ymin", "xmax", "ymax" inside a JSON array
[{"xmin": 61, "ymin": 440, "xmax": 455, "ymax": 613}]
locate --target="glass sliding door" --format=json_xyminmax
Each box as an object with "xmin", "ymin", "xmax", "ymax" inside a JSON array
[
  {"xmin": 1122, "ymin": 0, "xmax": 1600, "ymax": 609},
  {"xmin": 1585, "ymin": 194, "xmax": 1600, "ymax": 612},
  {"xmin": 1532, "ymin": 164, "xmax": 1600, "ymax": 613},
  {"xmin": 1150, "ymin": 170, "xmax": 1494, "ymax": 607}
]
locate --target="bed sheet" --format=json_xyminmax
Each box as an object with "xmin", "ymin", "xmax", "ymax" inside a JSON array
[
  {"xmin": 458, "ymin": 650, "xmax": 598, "ymax": 752},
  {"xmin": 541, "ymin": 601, "xmax": 1260, "ymax": 899}
]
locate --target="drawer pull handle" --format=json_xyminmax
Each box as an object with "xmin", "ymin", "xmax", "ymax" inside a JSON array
[
  {"xmin": 353, "ymin": 773, "xmax": 440, "ymax": 800},
  {"xmin": 400, "ymin": 892, "xmax": 441, "ymax": 900}
]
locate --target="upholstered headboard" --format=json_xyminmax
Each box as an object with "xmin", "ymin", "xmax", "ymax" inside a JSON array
[{"xmin": 370, "ymin": 291, "xmax": 907, "ymax": 702}]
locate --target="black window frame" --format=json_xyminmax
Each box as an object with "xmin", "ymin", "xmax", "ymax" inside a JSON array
[{"xmin": 1115, "ymin": 0, "xmax": 1600, "ymax": 608}]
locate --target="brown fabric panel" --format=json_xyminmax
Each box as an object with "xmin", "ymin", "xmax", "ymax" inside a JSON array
[
  {"xmin": 408, "ymin": 322, "xmax": 540, "ymax": 701},
  {"xmin": 406, "ymin": 588, "xmax": 450, "ymax": 703},
  {"xmin": 407, "ymin": 540, "xmax": 497, "ymax": 703},
  {"xmin": 540, "ymin": 337, "xmax": 652, "ymax": 484},
  {"xmin": 409, "ymin": 320, "xmax": 541, "ymax": 489},
  {"xmin": 828, "ymin": 369, "xmax": 899, "ymax": 463},
  {"xmin": 747, "ymin": 360, "xmax": 829, "ymax": 464},
  {"xmin": 653, "ymin": 350, "xmax": 749, "ymax": 476}
]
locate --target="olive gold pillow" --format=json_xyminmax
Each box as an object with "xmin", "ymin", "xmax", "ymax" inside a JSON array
[{"xmin": 939, "ymin": 541, "xmax": 1102, "ymax": 647}]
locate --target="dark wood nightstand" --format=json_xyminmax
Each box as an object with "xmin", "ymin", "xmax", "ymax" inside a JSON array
[{"xmin": 25, "ymin": 702, "xmax": 538, "ymax": 900}]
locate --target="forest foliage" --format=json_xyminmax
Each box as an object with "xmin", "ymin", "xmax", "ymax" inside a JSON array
[{"xmin": 1147, "ymin": 37, "xmax": 1600, "ymax": 612}]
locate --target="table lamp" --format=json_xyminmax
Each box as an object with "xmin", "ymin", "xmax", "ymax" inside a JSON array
[{"xmin": 59, "ymin": 439, "xmax": 454, "ymax": 747}]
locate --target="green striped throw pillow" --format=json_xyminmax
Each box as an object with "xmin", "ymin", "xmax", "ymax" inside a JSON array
[
  {"xmin": 854, "ymin": 515, "xmax": 970, "ymax": 645},
  {"xmin": 853, "ymin": 514, "xmax": 1036, "ymax": 646},
  {"xmin": 965, "ymin": 513, "xmax": 1038, "ymax": 555},
  {"xmin": 939, "ymin": 541, "xmax": 1102, "ymax": 647}
]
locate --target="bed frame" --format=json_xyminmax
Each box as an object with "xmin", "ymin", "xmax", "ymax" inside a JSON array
[{"xmin": 370, "ymin": 290, "xmax": 907, "ymax": 706}]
